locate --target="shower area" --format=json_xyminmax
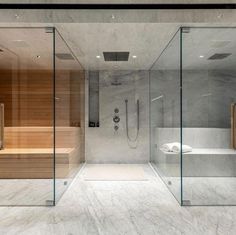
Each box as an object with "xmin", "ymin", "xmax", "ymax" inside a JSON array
[
  {"xmin": 0, "ymin": 25, "xmax": 236, "ymax": 207},
  {"xmin": 150, "ymin": 27, "xmax": 236, "ymax": 206},
  {"xmin": 86, "ymin": 70, "xmax": 149, "ymax": 164},
  {"xmin": 0, "ymin": 27, "xmax": 85, "ymax": 206}
]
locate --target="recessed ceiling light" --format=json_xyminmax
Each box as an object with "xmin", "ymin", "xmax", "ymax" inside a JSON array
[
  {"xmin": 132, "ymin": 55, "xmax": 137, "ymax": 58},
  {"xmin": 96, "ymin": 55, "xmax": 101, "ymax": 59},
  {"xmin": 199, "ymin": 55, "xmax": 204, "ymax": 58},
  {"xmin": 111, "ymin": 15, "xmax": 115, "ymax": 19},
  {"xmin": 36, "ymin": 55, "xmax": 41, "ymax": 59}
]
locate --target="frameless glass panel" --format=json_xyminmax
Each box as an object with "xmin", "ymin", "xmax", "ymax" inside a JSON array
[
  {"xmin": 54, "ymin": 29, "xmax": 85, "ymax": 203},
  {"xmin": 0, "ymin": 27, "xmax": 54, "ymax": 206},
  {"xmin": 150, "ymin": 30, "xmax": 182, "ymax": 203},
  {"xmin": 181, "ymin": 27, "xmax": 236, "ymax": 206}
]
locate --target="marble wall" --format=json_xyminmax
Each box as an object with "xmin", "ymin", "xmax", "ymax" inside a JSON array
[
  {"xmin": 150, "ymin": 69, "xmax": 236, "ymax": 129},
  {"xmin": 85, "ymin": 70, "xmax": 149, "ymax": 163},
  {"xmin": 150, "ymin": 69, "xmax": 236, "ymax": 164},
  {"xmin": 150, "ymin": 68, "xmax": 236, "ymax": 203}
]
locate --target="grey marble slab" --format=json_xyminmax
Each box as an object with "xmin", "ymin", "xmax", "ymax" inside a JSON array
[
  {"xmin": 86, "ymin": 70, "xmax": 149, "ymax": 163},
  {"xmin": 1, "ymin": 164, "xmax": 236, "ymax": 234}
]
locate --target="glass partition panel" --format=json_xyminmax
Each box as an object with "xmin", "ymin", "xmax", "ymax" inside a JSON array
[
  {"xmin": 55, "ymin": 30, "xmax": 85, "ymax": 203},
  {"xmin": 150, "ymin": 30, "xmax": 182, "ymax": 203},
  {"xmin": 181, "ymin": 27, "xmax": 236, "ymax": 206},
  {"xmin": 0, "ymin": 28, "xmax": 54, "ymax": 206}
]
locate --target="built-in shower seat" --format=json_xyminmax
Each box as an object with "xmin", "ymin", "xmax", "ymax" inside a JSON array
[
  {"xmin": 161, "ymin": 148, "xmax": 236, "ymax": 177},
  {"xmin": 162, "ymin": 148, "xmax": 236, "ymax": 155}
]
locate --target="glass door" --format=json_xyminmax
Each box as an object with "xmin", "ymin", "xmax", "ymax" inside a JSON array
[{"xmin": 0, "ymin": 27, "xmax": 54, "ymax": 206}]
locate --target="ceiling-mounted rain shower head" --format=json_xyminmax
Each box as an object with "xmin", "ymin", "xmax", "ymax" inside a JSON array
[{"xmin": 103, "ymin": 52, "xmax": 129, "ymax": 61}]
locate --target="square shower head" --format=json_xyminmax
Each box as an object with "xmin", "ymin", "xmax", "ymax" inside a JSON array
[{"xmin": 103, "ymin": 52, "xmax": 129, "ymax": 61}]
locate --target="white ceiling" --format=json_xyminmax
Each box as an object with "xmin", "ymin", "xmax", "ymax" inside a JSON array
[
  {"xmin": 152, "ymin": 27, "xmax": 236, "ymax": 71},
  {"xmin": 1, "ymin": 24, "xmax": 236, "ymax": 71},
  {"xmin": 56, "ymin": 23, "xmax": 179, "ymax": 70},
  {"xmin": 0, "ymin": 27, "xmax": 83, "ymax": 70},
  {"xmin": 0, "ymin": 23, "xmax": 179, "ymax": 70}
]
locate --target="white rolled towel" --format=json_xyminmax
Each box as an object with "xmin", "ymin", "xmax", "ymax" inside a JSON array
[
  {"xmin": 172, "ymin": 143, "xmax": 192, "ymax": 153},
  {"xmin": 160, "ymin": 142, "xmax": 192, "ymax": 153},
  {"xmin": 160, "ymin": 142, "xmax": 179, "ymax": 152}
]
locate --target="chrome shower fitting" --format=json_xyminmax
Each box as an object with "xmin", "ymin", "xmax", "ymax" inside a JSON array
[{"xmin": 113, "ymin": 108, "xmax": 120, "ymax": 131}]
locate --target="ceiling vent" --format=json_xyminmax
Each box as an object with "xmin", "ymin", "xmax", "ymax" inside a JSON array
[
  {"xmin": 55, "ymin": 53, "xmax": 75, "ymax": 60},
  {"xmin": 103, "ymin": 52, "xmax": 129, "ymax": 61},
  {"xmin": 208, "ymin": 53, "xmax": 231, "ymax": 60}
]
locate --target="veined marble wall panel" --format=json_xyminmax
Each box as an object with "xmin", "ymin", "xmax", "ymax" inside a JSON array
[
  {"xmin": 150, "ymin": 69, "xmax": 236, "ymax": 128},
  {"xmin": 85, "ymin": 70, "xmax": 149, "ymax": 163}
]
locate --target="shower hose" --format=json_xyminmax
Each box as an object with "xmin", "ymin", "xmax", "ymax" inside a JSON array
[{"xmin": 125, "ymin": 99, "xmax": 140, "ymax": 148}]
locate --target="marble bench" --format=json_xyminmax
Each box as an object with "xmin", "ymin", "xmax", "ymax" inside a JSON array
[
  {"xmin": 160, "ymin": 148, "xmax": 236, "ymax": 177},
  {"xmin": 154, "ymin": 128, "xmax": 236, "ymax": 177}
]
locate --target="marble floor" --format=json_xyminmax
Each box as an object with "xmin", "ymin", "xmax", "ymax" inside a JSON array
[{"xmin": 0, "ymin": 164, "xmax": 236, "ymax": 235}]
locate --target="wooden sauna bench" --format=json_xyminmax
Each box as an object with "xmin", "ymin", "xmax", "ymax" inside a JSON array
[
  {"xmin": 0, "ymin": 148, "xmax": 78, "ymax": 179},
  {"xmin": 0, "ymin": 126, "xmax": 82, "ymax": 179}
]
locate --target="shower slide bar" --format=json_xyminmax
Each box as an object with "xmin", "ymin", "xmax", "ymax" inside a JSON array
[{"xmin": 231, "ymin": 103, "xmax": 236, "ymax": 149}]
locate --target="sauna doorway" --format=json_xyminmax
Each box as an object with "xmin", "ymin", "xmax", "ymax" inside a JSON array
[{"xmin": 0, "ymin": 27, "xmax": 85, "ymax": 206}]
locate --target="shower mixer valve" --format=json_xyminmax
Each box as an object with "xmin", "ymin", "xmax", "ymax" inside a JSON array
[
  {"xmin": 113, "ymin": 116, "xmax": 120, "ymax": 123},
  {"xmin": 113, "ymin": 108, "xmax": 120, "ymax": 131}
]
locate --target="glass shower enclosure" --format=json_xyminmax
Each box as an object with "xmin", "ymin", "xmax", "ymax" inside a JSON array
[
  {"xmin": 0, "ymin": 27, "xmax": 85, "ymax": 206},
  {"xmin": 150, "ymin": 27, "xmax": 236, "ymax": 206}
]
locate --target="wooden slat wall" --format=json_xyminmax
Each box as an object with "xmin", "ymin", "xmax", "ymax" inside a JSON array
[
  {"xmin": 0, "ymin": 69, "xmax": 53, "ymax": 127},
  {"xmin": 0, "ymin": 68, "xmax": 85, "ymax": 179}
]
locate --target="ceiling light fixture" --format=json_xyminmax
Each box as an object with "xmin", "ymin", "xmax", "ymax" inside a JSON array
[
  {"xmin": 199, "ymin": 55, "xmax": 204, "ymax": 58},
  {"xmin": 36, "ymin": 55, "xmax": 41, "ymax": 59},
  {"xmin": 111, "ymin": 14, "xmax": 115, "ymax": 19},
  {"xmin": 96, "ymin": 55, "xmax": 101, "ymax": 59},
  {"xmin": 132, "ymin": 55, "xmax": 137, "ymax": 58}
]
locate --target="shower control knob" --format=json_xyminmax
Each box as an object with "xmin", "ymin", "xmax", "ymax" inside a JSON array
[
  {"xmin": 113, "ymin": 116, "xmax": 120, "ymax": 123},
  {"xmin": 114, "ymin": 108, "xmax": 119, "ymax": 113},
  {"xmin": 114, "ymin": 125, "xmax": 119, "ymax": 131}
]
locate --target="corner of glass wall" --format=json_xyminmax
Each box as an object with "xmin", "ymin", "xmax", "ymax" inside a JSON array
[
  {"xmin": 150, "ymin": 29, "xmax": 182, "ymax": 204},
  {"xmin": 54, "ymin": 29, "xmax": 85, "ymax": 204},
  {"xmin": 181, "ymin": 27, "xmax": 236, "ymax": 206}
]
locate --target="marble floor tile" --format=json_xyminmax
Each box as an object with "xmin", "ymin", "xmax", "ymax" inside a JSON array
[{"xmin": 0, "ymin": 164, "xmax": 236, "ymax": 235}]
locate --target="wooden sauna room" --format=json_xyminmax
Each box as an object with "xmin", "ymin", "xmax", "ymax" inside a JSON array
[{"xmin": 0, "ymin": 28, "xmax": 85, "ymax": 192}]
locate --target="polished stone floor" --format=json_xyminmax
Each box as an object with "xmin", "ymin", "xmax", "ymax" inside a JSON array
[{"xmin": 0, "ymin": 164, "xmax": 236, "ymax": 235}]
